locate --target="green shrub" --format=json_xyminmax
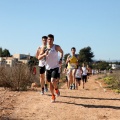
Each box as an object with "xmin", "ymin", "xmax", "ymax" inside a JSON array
[
  {"xmin": 114, "ymin": 89, "xmax": 120, "ymax": 93},
  {"xmin": 103, "ymin": 77, "xmax": 113, "ymax": 84}
]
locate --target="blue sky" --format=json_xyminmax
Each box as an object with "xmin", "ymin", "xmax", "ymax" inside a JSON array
[{"xmin": 0, "ymin": 0, "xmax": 120, "ymax": 61}]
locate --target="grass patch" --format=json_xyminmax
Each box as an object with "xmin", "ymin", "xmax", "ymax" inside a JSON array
[
  {"xmin": 103, "ymin": 70, "xmax": 120, "ymax": 93},
  {"xmin": 97, "ymin": 77, "xmax": 102, "ymax": 80}
]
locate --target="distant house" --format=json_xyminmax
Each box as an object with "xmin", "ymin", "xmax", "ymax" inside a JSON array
[
  {"xmin": 13, "ymin": 54, "xmax": 30, "ymax": 60},
  {"xmin": 0, "ymin": 57, "xmax": 17, "ymax": 67},
  {"xmin": 0, "ymin": 54, "xmax": 30, "ymax": 67},
  {"xmin": 5, "ymin": 57, "xmax": 17, "ymax": 67},
  {"xmin": 13, "ymin": 54, "xmax": 30, "ymax": 64},
  {"xmin": 0, "ymin": 57, "xmax": 6, "ymax": 66}
]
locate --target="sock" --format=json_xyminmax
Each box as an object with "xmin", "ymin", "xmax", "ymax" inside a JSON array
[{"xmin": 42, "ymin": 87, "xmax": 44, "ymax": 91}]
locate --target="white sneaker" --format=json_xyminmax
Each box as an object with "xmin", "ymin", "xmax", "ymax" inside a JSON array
[
  {"xmin": 40, "ymin": 90, "xmax": 44, "ymax": 95},
  {"xmin": 44, "ymin": 87, "xmax": 48, "ymax": 92}
]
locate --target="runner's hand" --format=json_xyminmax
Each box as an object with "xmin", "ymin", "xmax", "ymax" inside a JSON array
[
  {"xmin": 45, "ymin": 50, "xmax": 49, "ymax": 56},
  {"xmin": 59, "ymin": 60, "xmax": 62, "ymax": 64}
]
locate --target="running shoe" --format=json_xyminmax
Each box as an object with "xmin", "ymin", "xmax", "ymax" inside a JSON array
[
  {"xmin": 72, "ymin": 83, "xmax": 75, "ymax": 89},
  {"xmin": 44, "ymin": 86, "xmax": 48, "ymax": 92},
  {"xmin": 55, "ymin": 89, "xmax": 60, "ymax": 97},
  {"xmin": 40, "ymin": 90, "xmax": 44, "ymax": 95},
  {"xmin": 70, "ymin": 85, "xmax": 72, "ymax": 90},
  {"xmin": 51, "ymin": 95, "xmax": 56, "ymax": 103},
  {"xmin": 40, "ymin": 88, "xmax": 44, "ymax": 95}
]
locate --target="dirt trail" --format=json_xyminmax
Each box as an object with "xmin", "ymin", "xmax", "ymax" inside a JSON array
[{"xmin": 0, "ymin": 75, "xmax": 120, "ymax": 120}]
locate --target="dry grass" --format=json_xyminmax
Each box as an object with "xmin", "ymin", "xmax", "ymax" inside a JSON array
[{"xmin": 0, "ymin": 64, "xmax": 35, "ymax": 91}]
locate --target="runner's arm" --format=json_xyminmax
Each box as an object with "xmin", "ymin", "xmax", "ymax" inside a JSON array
[
  {"xmin": 37, "ymin": 49, "xmax": 48, "ymax": 60},
  {"xmin": 36, "ymin": 47, "xmax": 41, "ymax": 59},
  {"xmin": 66, "ymin": 55, "xmax": 70, "ymax": 64},
  {"xmin": 81, "ymin": 67, "xmax": 83, "ymax": 75},
  {"xmin": 56, "ymin": 45, "xmax": 64, "ymax": 63},
  {"xmin": 57, "ymin": 45, "xmax": 63, "ymax": 59}
]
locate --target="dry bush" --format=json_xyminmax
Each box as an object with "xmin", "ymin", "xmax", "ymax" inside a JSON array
[
  {"xmin": 0, "ymin": 64, "xmax": 35, "ymax": 91},
  {"xmin": 112, "ymin": 71, "xmax": 120, "ymax": 90}
]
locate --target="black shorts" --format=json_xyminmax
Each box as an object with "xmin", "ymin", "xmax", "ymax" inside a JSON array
[
  {"xmin": 39, "ymin": 66, "xmax": 45, "ymax": 74},
  {"xmin": 87, "ymin": 73, "xmax": 90, "ymax": 76},
  {"xmin": 46, "ymin": 67, "xmax": 59, "ymax": 82},
  {"xmin": 76, "ymin": 78, "xmax": 81, "ymax": 81},
  {"xmin": 82, "ymin": 75, "xmax": 87, "ymax": 82},
  {"xmin": 57, "ymin": 73, "xmax": 60, "ymax": 79}
]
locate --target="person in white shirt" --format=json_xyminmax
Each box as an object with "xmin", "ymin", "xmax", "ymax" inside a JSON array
[
  {"xmin": 82, "ymin": 63, "xmax": 87, "ymax": 89},
  {"xmin": 75, "ymin": 65, "xmax": 83, "ymax": 90},
  {"xmin": 36, "ymin": 36, "xmax": 48, "ymax": 95}
]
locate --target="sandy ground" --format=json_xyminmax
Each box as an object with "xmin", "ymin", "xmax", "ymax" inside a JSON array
[{"xmin": 0, "ymin": 75, "xmax": 120, "ymax": 120}]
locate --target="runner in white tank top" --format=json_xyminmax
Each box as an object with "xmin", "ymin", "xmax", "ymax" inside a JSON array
[
  {"xmin": 38, "ymin": 34, "xmax": 63, "ymax": 103},
  {"xmin": 75, "ymin": 66, "xmax": 83, "ymax": 89},
  {"xmin": 82, "ymin": 66, "xmax": 87, "ymax": 76},
  {"xmin": 38, "ymin": 45, "xmax": 46, "ymax": 67},
  {"xmin": 81, "ymin": 63, "xmax": 87, "ymax": 89},
  {"xmin": 36, "ymin": 36, "xmax": 48, "ymax": 95},
  {"xmin": 46, "ymin": 44, "xmax": 59, "ymax": 70}
]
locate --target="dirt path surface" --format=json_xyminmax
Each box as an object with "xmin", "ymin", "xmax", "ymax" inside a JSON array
[{"xmin": 0, "ymin": 75, "xmax": 120, "ymax": 120}]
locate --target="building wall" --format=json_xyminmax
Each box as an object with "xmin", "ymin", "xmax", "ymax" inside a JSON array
[
  {"xmin": 13, "ymin": 54, "xmax": 20, "ymax": 60},
  {"xmin": 19, "ymin": 60, "xmax": 29, "ymax": 64},
  {"xmin": 0, "ymin": 54, "xmax": 30, "ymax": 67},
  {"xmin": 0, "ymin": 57, "xmax": 6, "ymax": 66},
  {"xmin": 0, "ymin": 57, "xmax": 2, "ymax": 61},
  {"xmin": 13, "ymin": 54, "xmax": 30, "ymax": 60}
]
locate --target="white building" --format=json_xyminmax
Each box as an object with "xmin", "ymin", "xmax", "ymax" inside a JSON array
[
  {"xmin": 6, "ymin": 57, "xmax": 17, "ymax": 67},
  {"xmin": 13, "ymin": 54, "xmax": 30, "ymax": 60},
  {"xmin": 0, "ymin": 57, "xmax": 6, "ymax": 66},
  {"xmin": 13, "ymin": 54, "xmax": 30, "ymax": 64},
  {"xmin": 109, "ymin": 64, "xmax": 120, "ymax": 70},
  {"xmin": 0, "ymin": 57, "xmax": 18, "ymax": 67},
  {"xmin": 0, "ymin": 54, "xmax": 30, "ymax": 67}
]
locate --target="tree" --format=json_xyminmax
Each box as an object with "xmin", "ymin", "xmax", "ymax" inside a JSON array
[
  {"xmin": 0, "ymin": 47, "xmax": 2, "ymax": 57},
  {"xmin": 63, "ymin": 53, "xmax": 70, "ymax": 62},
  {"xmin": 114, "ymin": 61, "xmax": 120, "ymax": 65},
  {"xmin": 79, "ymin": 46, "xmax": 94, "ymax": 64},
  {"xmin": 28, "ymin": 56, "xmax": 38, "ymax": 66},
  {"xmin": 1, "ymin": 49, "xmax": 11, "ymax": 57},
  {"xmin": 92, "ymin": 61, "xmax": 111, "ymax": 70}
]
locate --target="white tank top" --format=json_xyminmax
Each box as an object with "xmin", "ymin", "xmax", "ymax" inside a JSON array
[
  {"xmin": 75, "ymin": 66, "xmax": 81, "ymax": 78},
  {"xmin": 82, "ymin": 67, "xmax": 87, "ymax": 75},
  {"xmin": 46, "ymin": 44, "xmax": 59, "ymax": 70},
  {"xmin": 38, "ymin": 46, "xmax": 46, "ymax": 67}
]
